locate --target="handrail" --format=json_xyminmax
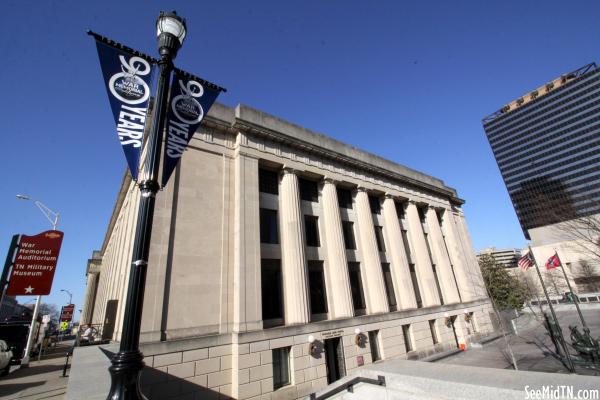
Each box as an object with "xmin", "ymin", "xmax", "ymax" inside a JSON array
[{"xmin": 309, "ymin": 375, "xmax": 386, "ymax": 400}]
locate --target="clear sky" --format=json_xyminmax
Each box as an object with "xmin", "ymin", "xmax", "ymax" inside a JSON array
[{"xmin": 2, "ymin": 0, "xmax": 599, "ymax": 316}]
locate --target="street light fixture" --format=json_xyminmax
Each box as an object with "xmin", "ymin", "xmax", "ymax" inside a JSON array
[
  {"xmin": 16, "ymin": 195, "xmax": 59, "ymax": 230},
  {"xmin": 60, "ymin": 289, "xmax": 73, "ymax": 305},
  {"xmin": 107, "ymin": 11, "xmax": 186, "ymax": 400},
  {"xmin": 15, "ymin": 194, "xmax": 60, "ymax": 367}
]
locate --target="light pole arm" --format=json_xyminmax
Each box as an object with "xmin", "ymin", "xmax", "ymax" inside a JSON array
[{"xmin": 34, "ymin": 201, "xmax": 60, "ymax": 230}]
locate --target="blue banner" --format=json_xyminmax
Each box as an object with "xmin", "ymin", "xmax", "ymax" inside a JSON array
[
  {"xmin": 94, "ymin": 40, "xmax": 155, "ymax": 181},
  {"xmin": 162, "ymin": 71, "xmax": 221, "ymax": 186}
]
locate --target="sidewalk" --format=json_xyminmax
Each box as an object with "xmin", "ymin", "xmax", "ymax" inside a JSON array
[{"xmin": 0, "ymin": 341, "xmax": 73, "ymax": 399}]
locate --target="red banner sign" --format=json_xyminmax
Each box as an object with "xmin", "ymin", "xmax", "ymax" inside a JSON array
[
  {"xmin": 60, "ymin": 304, "xmax": 75, "ymax": 322},
  {"xmin": 6, "ymin": 230, "xmax": 64, "ymax": 296}
]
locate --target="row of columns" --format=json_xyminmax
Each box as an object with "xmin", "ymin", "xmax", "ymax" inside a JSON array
[{"xmin": 270, "ymin": 167, "xmax": 482, "ymax": 325}]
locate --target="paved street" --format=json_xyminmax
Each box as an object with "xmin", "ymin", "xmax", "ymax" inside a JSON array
[
  {"xmin": 0, "ymin": 341, "xmax": 73, "ymax": 399},
  {"xmin": 438, "ymin": 306, "xmax": 600, "ymax": 376}
]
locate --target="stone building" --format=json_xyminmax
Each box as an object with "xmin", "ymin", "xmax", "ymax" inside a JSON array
[{"xmin": 80, "ymin": 103, "xmax": 493, "ymax": 400}]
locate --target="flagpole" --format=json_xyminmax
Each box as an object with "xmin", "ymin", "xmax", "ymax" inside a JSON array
[
  {"xmin": 529, "ymin": 246, "xmax": 576, "ymax": 373},
  {"xmin": 553, "ymin": 251, "xmax": 587, "ymax": 330}
]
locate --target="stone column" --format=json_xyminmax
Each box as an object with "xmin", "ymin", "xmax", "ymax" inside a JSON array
[
  {"xmin": 321, "ymin": 178, "xmax": 354, "ymax": 318},
  {"xmin": 454, "ymin": 210, "xmax": 487, "ymax": 299},
  {"xmin": 354, "ymin": 187, "xmax": 389, "ymax": 314},
  {"xmin": 381, "ymin": 195, "xmax": 418, "ymax": 310},
  {"xmin": 233, "ymin": 152, "xmax": 262, "ymax": 332},
  {"xmin": 279, "ymin": 168, "xmax": 310, "ymax": 324},
  {"xmin": 440, "ymin": 210, "xmax": 475, "ymax": 302},
  {"xmin": 81, "ymin": 272, "xmax": 99, "ymax": 325},
  {"xmin": 404, "ymin": 201, "xmax": 441, "ymax": 307},
  {"xmin": 425, "ymin": 206, "xmax": 461, "ymax": 304}
]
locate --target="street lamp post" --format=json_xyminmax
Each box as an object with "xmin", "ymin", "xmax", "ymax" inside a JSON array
[
  {"xmin": 15, "ymin": 194, "xmax": 60, "ymax": 367},
  {"xmin": 60, "ymin": 289, "xmax": 73, "ymax": 305},
  {"xmin": 107, "ymin": 11, "xmax": 186, "ymax": 400}
]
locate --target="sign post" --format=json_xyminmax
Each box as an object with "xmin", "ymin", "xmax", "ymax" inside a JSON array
[{"xmin": 7, "ymin": 230, "xmax": 64, "ymax": 366}]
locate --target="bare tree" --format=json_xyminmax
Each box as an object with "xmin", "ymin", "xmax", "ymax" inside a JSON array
[{"xmin": 576, "ymin": 260, "xmax": 600, "ymax": 292}]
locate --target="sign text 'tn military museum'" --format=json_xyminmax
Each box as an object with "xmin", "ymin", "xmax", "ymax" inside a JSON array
[{"xmin": 7, "ymin": 230, "xmax": 64, "ymax": 296}]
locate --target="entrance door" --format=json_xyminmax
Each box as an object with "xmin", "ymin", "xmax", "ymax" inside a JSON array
[
  {"xmin": 324, "ymin": 337, "xmax": 346, "ymax": 384},
  {"xmin": 102, "ymin": 300, "xmax": 118, "ymax": 340}
]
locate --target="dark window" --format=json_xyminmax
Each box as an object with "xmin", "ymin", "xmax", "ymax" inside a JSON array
[
  {"xmin": 299, "ymin": 178, "xmax": 319, "ymax": 202},
  {"xmin": 401, "ymin": 229, "xmax": 412, "ymax": 261},
  {"xmin": 260, "ymin": 208, "xmax": 279, "ymax": 244},
  {"xmin": 409, "ymin": 264, "xmax": 423, "ymax": 308},
  {"xmin": 261, "ymin": 259, "xmax": 283, "ymax": 321},
  {"xmin": 418, "ymin": 207, "xmax": 427, "ymax": 224},
  {"xmin": 381, "ymin": 263, "xmax": 397, "ymax": 310},
  {"xmin": 342, "ymin": 221, "xmax": 356, "ymax": 250},
  {"xmin": 403, "ymin": 324, "xmax": 413, "ymax": 352},
  {"xmin": 272, "ymin": 347, "xmax": 291, "ymax": 389},
  {"xmin": 369, "ymin": 330, "xmax": 381, "ymax": 362},
  {"xmin": 369, "ymin": 195, "xmax": 381, "ymax": 214},
  {"xmin": 259, "ymin": 169, "xmax": 279, "ymax": 195},
  {"xmin": 308, "ymin": 261, "xmax": 328, "ymax": 316},
  {"xmin": 348, "ymin": 262, "xmax": 366, "ymax": 312},
  {"xmin": 304, "ymin": 215, "xmax": 320, "ymax": 247},
  {"xmin": 429, "ymin": 320, "xmax": 439, "ymax": 344},
  {"xmin": 374, "ymin": 226, "xmax": 386, "ymax": 252},
  {"xmin": 337, "ymin": 188, "xmax": 353, "ymax": 209},
  {"xmin": 395, "ymin": 202, "xmax": 406, "ymax": 219},
  {"xmin": 432, "ymin": 264, "xmax": 444, "ymax": 305}
]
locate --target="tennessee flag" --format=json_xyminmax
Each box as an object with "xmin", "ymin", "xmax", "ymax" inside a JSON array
[{"xmin": 545, "ymin": 253, "xmax": 561, "ymax": 270}]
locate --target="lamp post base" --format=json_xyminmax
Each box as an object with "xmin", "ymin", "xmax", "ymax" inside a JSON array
[{"xmin": 107, "ymin": 350, "xmax": 147, "ymax": 400}]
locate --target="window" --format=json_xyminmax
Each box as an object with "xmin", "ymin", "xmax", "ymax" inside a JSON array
[
  {"xmin": 409, "ymin": 264, "xmax": 423, "ymax": 308},
  {"xmin": 374, "ymin": 226, "xmax": 386, "ymax": 252},
  {"xmin": 337, "ymin": 188, "xmax": 353, "ymax": 209},
  {"xmin": 272, "ymin": 347, "xmax": 291, "ymax": 389},
  {"xmin": 259, "ymin": 168, "xmax": 279, "ymax": 195},
  {"xmin": 432, "ymin": 264, "xmax": 444, "ymax": 305},
  {"xmin": 403, "ymin": 324, "xmax": 413, "ymax": 352},
  {"xmin": 348, "ymin": 262, "xmax": 366, "ymax": 313},
  {"xmin": 369, "ymin": 195, "xmax": 381, "ymax": 214},
  {"xmin": 429, "ymin": 320, "xmax": 439, "ymax": 344},
  {"xmin": 299, "ymin": 178, "xmax": 319, "ymax": 202},
  {"xmin": 342, "ymin": 221, "xmax": 356, "ymax": 250},
  {"xmin": 260, "ymin": 209, "xmax": 279, "ymax": 244},
  {"xmin": 395, "ymin": 201, "xmax": 406, "ymax": 219},
  {"xmin": 381, "ymin": 263, "xmax": 397, "ymax": 310},
  {"xmin": 261, "ymin": 259, "xmax": 283, "ymax": 322},
  {"xmin": 308, "ymin": 261, "xmax": 328, "ymax": 316},
  {"xmin": 304, "ymin": 215, "xmax": 320, "ymax": 247},
  {"xmin": 401, "ymin": 229, "xmax": 412, "ymax": 262},
  {"xmin": 417, "ymin": 206, "xmax": 426, "ymax": 224},
  {"xmin": 369, "ymin": 330, "xmax": 381, "ymax": 362}
]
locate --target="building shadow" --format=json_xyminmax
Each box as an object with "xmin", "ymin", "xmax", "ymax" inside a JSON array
[{"xmin": 100, "ymin": 348, "xmax": 230, "ymax": 400}]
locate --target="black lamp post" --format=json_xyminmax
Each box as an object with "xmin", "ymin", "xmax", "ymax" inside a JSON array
[{"xmin": 107, "ymin": 11, "xmax": 186, "ymax": 400}]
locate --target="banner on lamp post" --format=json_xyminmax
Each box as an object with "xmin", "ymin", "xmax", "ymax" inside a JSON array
[
  {"xmin": 93, "ymin": 39, "xmax": 156, "ymax": 181},
  {"xmin": 6, "ymin": 230, "xmax": 64, "ymax": 296},
  {"xmin": 162, "ymin": 70, "xmax": 221, "ymax": 186}
]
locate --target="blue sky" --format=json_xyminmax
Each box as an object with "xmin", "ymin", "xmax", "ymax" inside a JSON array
[{"xmin": 2, "ymin": 0, "xmax": 599, "ymax": 315}]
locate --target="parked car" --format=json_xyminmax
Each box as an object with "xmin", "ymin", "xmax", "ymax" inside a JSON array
[{"xmin": 0, "ymin": 340, "xmax": 12, "ymax": 376}]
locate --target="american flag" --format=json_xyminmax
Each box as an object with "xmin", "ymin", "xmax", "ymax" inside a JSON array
[{"xmin": 518, "ymin": 252, "xmax": 534, "ymax": 271}]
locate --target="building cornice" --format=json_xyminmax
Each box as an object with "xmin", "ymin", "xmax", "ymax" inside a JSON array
[{"xmin": 231, "ymin": 104, "xmax": 464, "ymax": 205}]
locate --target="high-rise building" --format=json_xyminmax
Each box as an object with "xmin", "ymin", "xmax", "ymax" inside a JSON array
[
  {"xmin": 482, "ymin": 63, "xmax": 600, "ymax": 239},
  {"xmin": 80, "ymin": 103, "xmax": 493, "ymax": 399},
  {"xmin": 476, "ymin": 247, "xmax": 522, "ymax": 269}
]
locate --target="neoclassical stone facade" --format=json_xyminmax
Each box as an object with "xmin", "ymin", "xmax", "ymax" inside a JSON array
[{"xmin": 80, "ymin": 103, "xmax": 494, "ymax": 400}]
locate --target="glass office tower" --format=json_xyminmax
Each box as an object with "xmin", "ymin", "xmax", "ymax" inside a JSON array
[{"xmin": 483, "ymin": 63, "xmax": 600, "ymax": 239}]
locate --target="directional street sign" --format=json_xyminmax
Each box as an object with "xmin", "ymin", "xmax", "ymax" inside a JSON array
[
  {"xmin": 6, "ymin": 230, "xmax": 64, "ymax": 296},
  {"xmin": 60, "ymin": 304, "xmax": 75, "ymax": 322}
]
